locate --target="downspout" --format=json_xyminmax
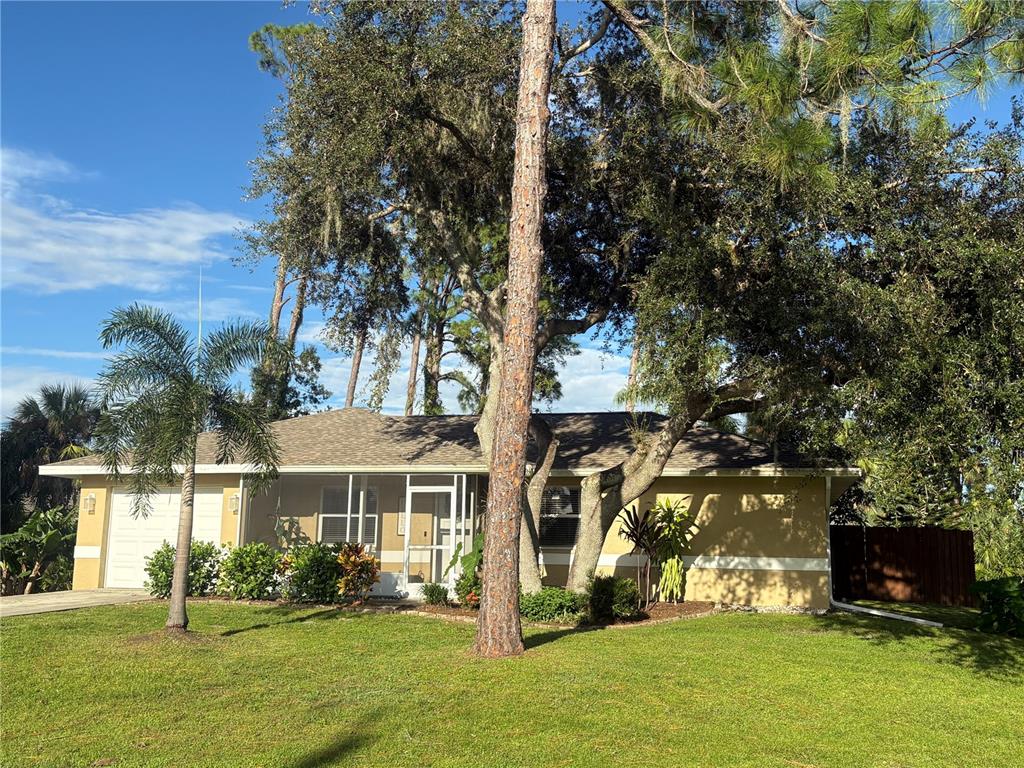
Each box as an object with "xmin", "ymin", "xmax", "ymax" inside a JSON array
[{"xmin": 825, "ymin": 474, "xmax": 943, "ymax": 628}]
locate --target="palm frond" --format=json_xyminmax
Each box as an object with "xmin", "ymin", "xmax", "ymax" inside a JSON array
[
  {"xmin": 99, "ymin": 304, "xmax": 194, "ymax": 371},
  {"xmin": 199, "ymin": 322, "xmax": 271, "ymax": 384},
  {"xmin": 208, "ymin": 388, "xmax": 280, "ymax": 495}
]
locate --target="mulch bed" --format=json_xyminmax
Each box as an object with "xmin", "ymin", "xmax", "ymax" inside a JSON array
[
  {"xmin": 635, "ymin": 600, "xmax": 716, "ymax": 622},
  {"xmin": 401, "ymin": 600, "xmax": 717, "ymax": 629}
]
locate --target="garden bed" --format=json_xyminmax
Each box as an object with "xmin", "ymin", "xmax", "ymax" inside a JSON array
[{"xmin": 411, "ymin": 599, "xmax": 716, "ymax": 628}]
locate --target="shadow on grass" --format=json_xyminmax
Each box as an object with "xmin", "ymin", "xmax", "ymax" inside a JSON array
[
  {"xmin": 220, "ymin": 606, "xmax": 360, "ymax": 637},
  {"xmin": 523, "ymin": 623, "xmax": 616, "ymax": 649},
  {"xmin": 287, "ymin": 710, "xmax": 380, "ymax": 768},
  {"xmin": 815, "ymin": 611, "xmax": 1024, "ymax": 680}
]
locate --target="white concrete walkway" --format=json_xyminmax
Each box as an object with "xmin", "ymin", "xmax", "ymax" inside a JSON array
[{"xmin": 0, "ymin": 589, "xmax": 152, "ymax": 618}]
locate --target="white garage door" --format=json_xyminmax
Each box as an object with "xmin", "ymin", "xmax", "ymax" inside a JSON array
[{"xmin": 105, "ymin": 488, "xmax": 225, "ymax": 589}]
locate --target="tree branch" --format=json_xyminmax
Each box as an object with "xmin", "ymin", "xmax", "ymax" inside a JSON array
[
  {"xmin": 535, "ymin": 305, "xmax": 610, "ymax": 351},
  {"xmin": 556, "ymin": 8, "xmax": 612, "ymax": 74},
  {"xmin": 421, "ymin": 110, "xmax": 481, "ymax": 161}
]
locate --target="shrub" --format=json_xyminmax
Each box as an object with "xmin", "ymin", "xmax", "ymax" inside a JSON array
[
  {"xmin": 519, "ymin": 587, "xmax": 584, "ymax": 623},
  {"xmin": 454, "ymin": 569, "xmax": 481, "ymax": 608},
  {"xmin": 143, "ymin": 540, "xmax": 222, "ymax": 598},
  {"xmin": 420, "ymin": 582, "xmax": 450, "ymax": 606},
  {"xmin": 586, "ymin": 575, "xmax": 641, "ymax": 623},
  {"xmin": 281, "ymin": 543, "xmax": 342, "ymax": 603},
  {"xmin": 218, "ymin": 542, "xmax": 283, "ymax": 600},
  {"xmin": 972, "ymin": 577, "xmax": 1024, "ymax": 638},
  {"xmin": 336, "ymin": 543, "xmax": 380, "ymax": 603}
]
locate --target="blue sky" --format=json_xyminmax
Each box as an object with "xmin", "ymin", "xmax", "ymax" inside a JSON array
[{"xmin": 1, "ymin": 1, "xmax": 1019, "ymax": 419}]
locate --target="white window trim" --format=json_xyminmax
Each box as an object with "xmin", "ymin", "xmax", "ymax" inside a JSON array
[{"xmin": 318, "ymin": 481, "xmax": 380, "ymax": 550}]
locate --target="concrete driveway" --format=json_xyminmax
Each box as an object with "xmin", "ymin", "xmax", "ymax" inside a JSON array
[{"xmin": 0, "ymin": 589, "xmax": 152, "ymax": 618}]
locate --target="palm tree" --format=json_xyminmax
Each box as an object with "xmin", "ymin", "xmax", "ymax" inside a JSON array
[
  {"xmin": 95, "ymin": 305, "xmax": 279, "ymax": 632},
  {"xmin": 2, "ymin": 384, "xmax": 99, "ymax": 527}
]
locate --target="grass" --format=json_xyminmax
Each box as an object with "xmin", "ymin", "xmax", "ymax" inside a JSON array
[
  {"xmin": 851, "ymin": 600, "xmax": 982, "ymax": 630},
  {"xmin": 2, "ymin": 602, "xmax": 1022, "ymax": 768}
]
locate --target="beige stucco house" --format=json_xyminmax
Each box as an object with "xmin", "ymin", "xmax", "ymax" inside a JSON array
[{"xmin": 40, "ymin": 408, "xmax": 859, "ymax": 609}]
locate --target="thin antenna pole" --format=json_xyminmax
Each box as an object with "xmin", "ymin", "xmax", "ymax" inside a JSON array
[{"xmin": 197, "ymin": 265, "xmax": 203, "ymax": 357}]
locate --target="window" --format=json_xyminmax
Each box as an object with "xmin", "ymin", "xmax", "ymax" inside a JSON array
[
  {"xmin": 319, "ymin": 486, "xmax": 378, "ymax": 550},
  {"xmin": 539, "ymin": 486, "xmax": 580, "ymax": 548}
]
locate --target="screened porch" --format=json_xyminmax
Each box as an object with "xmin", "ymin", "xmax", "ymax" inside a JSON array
[{"xmin": 242, "ymin": 473, "xmax": 483, "ymax": 598}]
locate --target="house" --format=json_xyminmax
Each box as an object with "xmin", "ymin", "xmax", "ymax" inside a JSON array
[{"xmin": 39, "ymin": 408, "xmax": 860, "ymax": 608}]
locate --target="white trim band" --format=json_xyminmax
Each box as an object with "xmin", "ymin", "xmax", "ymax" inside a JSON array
[
  {"xmin": 538, "ymin": 550, "xmax": 829, "ymax": 572},
  {"xmin": 74, "ymin": 545, "xmax": 101, "ymax": 559}
]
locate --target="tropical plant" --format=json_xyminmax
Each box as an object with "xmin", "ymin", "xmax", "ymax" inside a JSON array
[
  {"xmin": 655, "ymin": 499, "xmax": 699, "ymax": 603},
  {"xmin": 0, "ymin": 506, "xmax": 77, "ymax": 595},
  {"xmin": 2, "ymin": 384, "xmax": 99, "ymax": 531},
  {"xmin": 420, "ymin": 582, "xmax": 450, "ymax": 606},
  {"xmin": 94, "ymin": 304, "xmax": 279, "ymax": 632},
  {"xmin": 336, "ymin": 542, "xmax": 380, "ymax": 603},
  {"xmin": 218, "ymin": 542, "xmax": 283, "ymax": 600},
  {"xmin": 143, "ymin": 541, "xmax": 223, "ymax": 599},
  {"xmin": 618, "ymin": 506, "xmax": 664, "ymax": 609},
  {"xmin": 282, "ymin": 543, "xmax": 342, "ymax": 604},
  {"xmin": 445, "ymin": 534, "xmax": 484, "ymax": 608}
]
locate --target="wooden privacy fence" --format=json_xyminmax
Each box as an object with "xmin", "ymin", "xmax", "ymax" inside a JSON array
[{"xmin": 830, "ymin": 526, "xmax": 976, "ymax": 606}]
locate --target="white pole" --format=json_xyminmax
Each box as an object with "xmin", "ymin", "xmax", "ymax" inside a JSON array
[
  {"xmin": 403, "ymin": 475, "xmax": 412, "ymax": 592},
  {"xmin": 358, "ymin": 474, "xmax": 367, "ymax": 545},
  {"xmin": 197, "ymin": 264, "xmax": 203, "ymax": 357},
  {"xmin": 346, "ymin": 474, "xmax": 354, "ymax": 542}
]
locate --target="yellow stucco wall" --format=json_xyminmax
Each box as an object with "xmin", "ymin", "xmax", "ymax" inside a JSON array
[
  {"xmin": 71, "ymin": 480, "xmax": 111, "ymax": 590},
  {"xmin": 76, "ymin": 470, "xmax": 832, "ymax": 607},
  {"xmin": 72, "ymin": 474, "xmax": 238, "ymax": 589},
  {"xmin": 540, "ymin": 475, "xmax": 830, "ymax": 608}
]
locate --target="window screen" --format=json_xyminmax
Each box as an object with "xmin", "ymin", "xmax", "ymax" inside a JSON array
[
  {"xmin": 539, "ymin": 486, "xmax": 580, "ymax": 548},
  {"xmin": 320, "ymin": 514, "xmax": 350, "ymax": 544},
  {"xmin": 320, "ymin": 486, "xmax": 379, "ymax": 548}
]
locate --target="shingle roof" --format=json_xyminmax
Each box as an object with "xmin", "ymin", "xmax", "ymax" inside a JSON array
[{"xmin": 46, "ymin": 408, "xmax": 804, "ymax": 473}]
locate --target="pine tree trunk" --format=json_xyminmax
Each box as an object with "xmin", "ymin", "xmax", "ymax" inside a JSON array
[
  {"xmin": 405, "ymin": 329, "xmax": 421, "ymax": 416},
  {"xmin": 474, "ymin": 0, "xmax": 556, "ymax": 658},
  {"xmin": 166, "ymin": 460, "xmax": 196, "ymax": 632},
  {"xmin": 345, "ymin": 327, "xmax": 366, "ymax": 408}
]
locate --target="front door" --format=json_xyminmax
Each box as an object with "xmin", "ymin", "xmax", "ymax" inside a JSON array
[{"xmin": 403, "ymin": 489, "xmax": 454, "ymax": 593}]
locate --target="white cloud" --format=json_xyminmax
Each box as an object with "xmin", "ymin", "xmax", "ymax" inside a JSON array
[
  {"xmin": 295, "ymin": 320, "xmax": 327, "ymax": 345},
  {"xmin": 1, "ymin": 147, "xmax": 81, "ymax": 194},
  {"xmin": 1, "ymin": 365, "xmax": 95, "ymax": 421},
  {"xmin": 0, "ymin": 147, "xmax": 246, "ymax": 294},
  {"xmin": 543, "ymin": 346, "xmax": 630, "ymax": 413},
  {"xmin": 0, "ymin": 346, "xmax": 109, "ymax": 361},
  {"xmin": 148, "ymin": 296, "xmax": 260, "ymax": 323}
]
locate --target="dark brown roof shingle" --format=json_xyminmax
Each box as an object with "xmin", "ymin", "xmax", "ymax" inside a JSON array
[{"xmin": 46, "ymin": 408, "xmax": 803, "ymax": 473}]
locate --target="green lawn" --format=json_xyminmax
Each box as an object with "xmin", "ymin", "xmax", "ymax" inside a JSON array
[{"xmin": 2, "ymin": 603, "xmax": 1021, "ymax": 768}]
